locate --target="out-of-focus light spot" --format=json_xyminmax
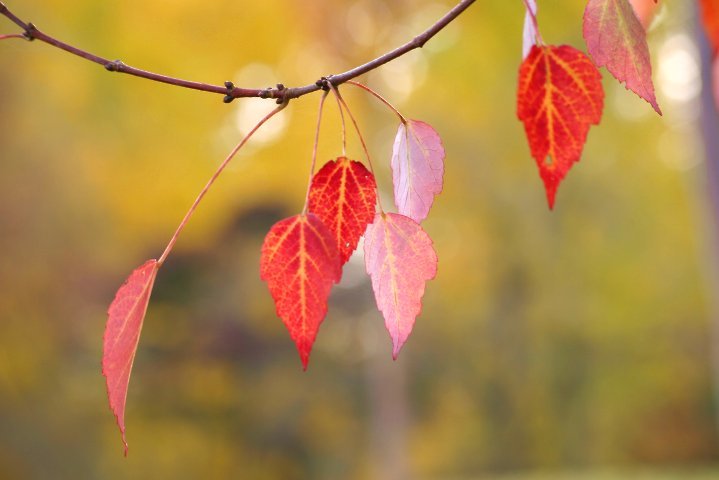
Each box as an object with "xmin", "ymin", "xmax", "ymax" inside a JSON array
[
  {"xmin": 235, "ymin": 99, "xmax": 288, "ymax": 145},
  {"xmin": 232, "ymin": 64, "xmax": 288, "ymax": 145},
  {"xmin": 373, "ymin": 50, "xmax": 428, "ymax": 103},
  {"xmin": 657, "ymin": 33, "xmax": 701, "ymax": 104},
  {"xmin": 234, "ymin": 63, "xmax": 276, "ymax": 89}
]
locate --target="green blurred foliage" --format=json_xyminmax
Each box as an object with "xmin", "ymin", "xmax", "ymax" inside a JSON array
[{"xmin": 0, "ymin": 0, "xmax": 718, "ymax": 478}]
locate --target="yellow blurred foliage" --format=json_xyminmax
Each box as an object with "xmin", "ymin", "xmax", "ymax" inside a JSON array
[{"xmin": 0, "ymin": 0, "xmax": 717, "ymax": 478}]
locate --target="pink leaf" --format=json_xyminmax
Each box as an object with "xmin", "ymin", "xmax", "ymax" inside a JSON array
[
  {"xmin": 102, "ymin": 259, "xmax": 159, "ymax": 455},
  {"xmin": 391, "ymin": 120, "xmax": 445, "ymax": 224},
  {"xmin": 523, "ymin": 0, "xmax": 539, "ymax": 59},
  {"xmin": 364, "ymin": 213, "xmax": 437, "ymax": 359},
  {"xmin": 583, "ymin": 0, "xmax": 662, "ymax": 114}
]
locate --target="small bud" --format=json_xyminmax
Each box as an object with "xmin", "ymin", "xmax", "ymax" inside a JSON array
[
  {"xmin": 223, "ymin": 95, "xmax": 235, "ymax": 104},
  {"xmin": 24, "ymin": 22, "xmax": 37, "ymax": 40},
  {"xmin": 224, "ymin": 81, "xmax": 234, "ymax": 90}
]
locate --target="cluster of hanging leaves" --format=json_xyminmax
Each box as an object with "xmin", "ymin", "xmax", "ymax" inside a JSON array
[
  {"xmin": 519, "ymin": 0, "xmax": 661, "ymax": 208},
  {"xmin": 261, "ymin": 119, "xmax": 444, "ymax": 369},
  {"xmin": 103, "ymin": 98, "xmax": 445, "ymax": 452},
  {"xmin": 97, "ymin": 0, "xmax": 677, "ymax": 454}
]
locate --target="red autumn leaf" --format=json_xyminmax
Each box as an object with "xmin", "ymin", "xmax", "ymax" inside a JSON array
[
  {"xmin": 391, "ymin": 120, "xmax": 445, "ymax": 223},
  {"xmin": 701, "ymin": 0, "xmax": 719, "ymax": 52},
  {"xmin": 308, "ymin": 157, "xmax": 377, "ymax": 266},
  {"xmin": 364, "ymin": 213, "xmax": 437, "ymax": 359},
  {"xmin": 517, "ymin": 44, "xmax": 604, "ymax": 208},
  {"xmin": 260, "ymin": 213, "xmax": 341, "ymax": 369},
  {"xmin": 102, "ymin": 259, "xmax": 159, "ymax": 455},
  {"xmin": 522, "ymin": 0, "xmax": 538, "ymax": 59},
  {"xmin": 583, "ymin": 0, "xmax": 662, "ymax": 115}
]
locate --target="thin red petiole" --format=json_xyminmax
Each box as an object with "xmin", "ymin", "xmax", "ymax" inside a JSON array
[
  {"xmin": 330, "ymin": 86, "xmax": 347, "ymax": 156},
  {"xmin": 326, "ymin": 82, "xmax": 385, "ymax": 213},
  {"xmin": 303, "ymin": 90, "xmax": 329, "ymax": 214},
  {"xmin": 0, "ymin": 33, "xmax": 23, "ymax": 41},
  {"xmin": 346, "ymin": 81, "xmax": 407, "ymax": 123},
  {"xmin": 158, "ymin": 100, "xmax": 288, "ymax": 266}
]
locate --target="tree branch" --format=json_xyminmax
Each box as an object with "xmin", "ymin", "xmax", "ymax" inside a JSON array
[{"xmin": 0, "ymin": 0, "xmax": 475, "ymax": 103}]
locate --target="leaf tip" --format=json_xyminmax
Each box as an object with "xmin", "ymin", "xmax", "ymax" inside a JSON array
[
  {"xmin": 651, "ymin": 100, "xmax": 663, "ymax": 116},
  {"xmin": 103, "ymin": 258, "xmax": 159, "ymax": 457},
  {"xmin": 391, "ymin": 342, "xmax": 403, "ymax": 360},
  {"xmin": 542, "ymin": 176, "xmax": 558, "ymax": 210},
  {"xmin": 300, "ymin": 351, "xmax": 310, "ymax": 371},
  {"xmin": 296, "ymin": 340, "xmax": 313, "ymax": 370}
]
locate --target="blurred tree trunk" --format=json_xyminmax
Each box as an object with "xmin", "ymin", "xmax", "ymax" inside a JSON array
[
  {"xmin": 697, "ymin": 3, "xmax": 719, "ymax": 438},
  {"xmin": 366, "ymin": 339, "xmax": 410, "ymax": 480}
]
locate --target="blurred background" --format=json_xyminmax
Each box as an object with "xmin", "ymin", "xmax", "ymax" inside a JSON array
[{"xmin": 1, "ymin": 0, "xmax": 718, "ymax": 478}]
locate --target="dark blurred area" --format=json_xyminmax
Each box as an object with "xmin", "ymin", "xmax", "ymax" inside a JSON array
[{"xmin": 1, "ymin": 0, "xmax": 718, "ymax": 478}]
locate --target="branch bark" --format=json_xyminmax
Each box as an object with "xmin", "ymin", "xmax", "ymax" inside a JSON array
[{"xmin": 0, "ymin": 0, "xmax": 475, "ymax": 103}]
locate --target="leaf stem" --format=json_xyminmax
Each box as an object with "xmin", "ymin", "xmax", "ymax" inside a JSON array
[
  {"xmin": 157, "ymin": 100, "xmax": 288, "ymax": 266},
  {"xmin": 330, "ymin": 86, "xmax": 347, "ymax": 156},
  {"xmin": 346, "ymin": 81, "xmax": 407, "ymax": 123},
  {"xmin": 302, "ymin": 90, "xmax": 329, "ymax": 215},
  {"xmin": 326, "ymin": 83, "xmax": 385, "ymax": 214},
  {"xmin": 0, "ymin": 33, "xmax": 22, "ymax": 40}
]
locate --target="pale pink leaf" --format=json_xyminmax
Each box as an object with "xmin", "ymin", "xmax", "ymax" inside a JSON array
[
  {"xmin": 523, "ymin": 0, "xmax": 539, "ymax": 59},
  {"xmin": 102, "ymin": 259, "xmax": 159, "ymax": 455},
  {"xmin": 583, "ymin": 0, "xmax": 662, "ymax": 114},
  {"xmin": 391, "ymin": 120, "xmax": 445, "ymax": 223},
  {"xmin": 364, "ymin": 213, "xmax": 437, "ymax": 359}
]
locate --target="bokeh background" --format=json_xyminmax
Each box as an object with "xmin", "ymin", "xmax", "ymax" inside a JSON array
[{"xmin": 1, "ymin": 0, "xmax": 718, "ymax": 478}]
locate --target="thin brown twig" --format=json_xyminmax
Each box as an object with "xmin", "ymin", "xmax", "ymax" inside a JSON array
[{"xmin": 0, "ymin": 0, "xmax": 475, "ymax": 102}]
